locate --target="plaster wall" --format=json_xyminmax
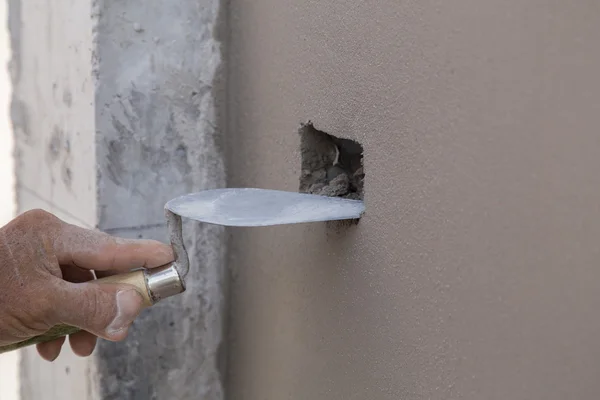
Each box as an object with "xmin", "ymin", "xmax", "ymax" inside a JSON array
[{"xmin": 227, "ymin": 1, "xmax": 600, "ymax": 399}]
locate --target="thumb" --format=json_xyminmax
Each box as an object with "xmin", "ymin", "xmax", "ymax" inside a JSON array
[{"xmin": 51, "ymin": 281, "xmax": 146, "ymax": 341}]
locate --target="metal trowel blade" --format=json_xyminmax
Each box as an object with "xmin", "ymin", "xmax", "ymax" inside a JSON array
[{"xmin": 165, "ymin": 188, "xmax": 365, "ymax": 227}]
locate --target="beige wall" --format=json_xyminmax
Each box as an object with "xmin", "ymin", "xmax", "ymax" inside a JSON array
[{"xmin": 227, "ymin": 1, "xmax": 600, "ymax": 399}]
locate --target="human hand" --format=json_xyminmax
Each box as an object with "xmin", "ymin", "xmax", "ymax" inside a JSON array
[{"xmin": 0, "ymin": 209, "xmax": 174, "ymax": 361}]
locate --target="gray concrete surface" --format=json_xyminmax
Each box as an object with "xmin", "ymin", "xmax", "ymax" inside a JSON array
[
  {"xmin": 227, "ymin": 1, "xmax": 600, "ymax": 399},
  {"xmin": 93, "ymin": 1, "xmax": 227, "ymax": 399},
  {"xmin": 9, "ymin": 0, "xmax": 226, "ymax": 398}
]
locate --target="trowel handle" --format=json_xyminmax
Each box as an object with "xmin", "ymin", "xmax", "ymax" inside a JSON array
[{"xmin": 0, "ymin": 264, "xmax": 185, "ymax": 355}]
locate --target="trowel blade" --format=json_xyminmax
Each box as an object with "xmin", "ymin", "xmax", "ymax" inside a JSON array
[{"xmin": 165, "ymin": 188, "xmax": 365, "ymax": 227}]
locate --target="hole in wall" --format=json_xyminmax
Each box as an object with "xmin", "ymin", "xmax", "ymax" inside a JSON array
[{"xmin": 298, "ymin": 122, "xmax": 364, "ymax": 200}]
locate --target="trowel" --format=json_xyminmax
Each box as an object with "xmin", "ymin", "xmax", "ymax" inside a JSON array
[{"xmin": 0, "ymin": 189, "xmax": 364, "ymax": 354}]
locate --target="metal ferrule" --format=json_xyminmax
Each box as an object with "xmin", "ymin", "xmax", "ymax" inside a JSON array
[{"xmin": 145, "ymin": 263, "xmax": 186, "ymax": 303}]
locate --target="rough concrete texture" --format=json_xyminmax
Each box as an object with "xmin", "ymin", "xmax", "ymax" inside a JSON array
[
  {"xmin": 299, "ymin": 123, "xmax": 364, "ymax": 200},
  {"xmin": 9, "ymin": 0, "xmax": 227, "ymax": 399},
  {"xmin": 94, "ymin": 1, "xmax": 227, "ymax": 399},
  {"xmin": 228, "ymin": 1, "xmax": 600, "ymax": 399}
]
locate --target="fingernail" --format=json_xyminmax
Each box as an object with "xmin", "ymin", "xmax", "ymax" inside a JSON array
[{"xmin": 106, "ymin": 289, "xmax": 143, "ymax": 336}]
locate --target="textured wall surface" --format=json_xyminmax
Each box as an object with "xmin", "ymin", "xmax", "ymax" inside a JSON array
[
  {"xmin": 93, "ymin": 1, "xmax": 227, "ymax": 399},
  {"xmin": 9, "ymin": 0, "xmax": 227, "ymax": 398},
  {"xmin": 227, "ymin": 1, "xmax": 600, "ymax": 399}
]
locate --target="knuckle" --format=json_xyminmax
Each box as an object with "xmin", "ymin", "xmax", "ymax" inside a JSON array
[
  {"xmin": 22, "ymin": 209, "xmax": 54, "ymax": 223},
  {"xmin": 15, "ymin": 209, "xmax": 62, "ymax": 233}
]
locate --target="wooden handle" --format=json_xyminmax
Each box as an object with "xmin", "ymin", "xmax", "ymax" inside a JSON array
[{"xmin": 0, "ymin": 269, "xmax": 152, "ymax": 355}]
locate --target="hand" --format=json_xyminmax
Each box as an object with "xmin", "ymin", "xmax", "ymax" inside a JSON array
[{"xmin": 0, "ymin": 209, "xmax": 174, "ymax": 361}]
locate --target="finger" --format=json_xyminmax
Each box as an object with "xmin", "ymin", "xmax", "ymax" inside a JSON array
[
  {"xmin": 37, "ymin": 337, "xmax": 66, "ymax": 362},
  {"xmin": 69, "ymin": 330, "xmax": 97, "ymax": 357},
  {"xmin": 50, "ymin": 280, "xmax": 145, "ymax": 341},
  {"xmin": 53, "ymin": 223, "xmax": 174, "ymax": 272}
]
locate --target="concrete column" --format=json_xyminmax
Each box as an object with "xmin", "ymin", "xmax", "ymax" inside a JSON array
[{"xmin": 9, "ymin": 0, "xmax": 227, "ymax": 398}]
